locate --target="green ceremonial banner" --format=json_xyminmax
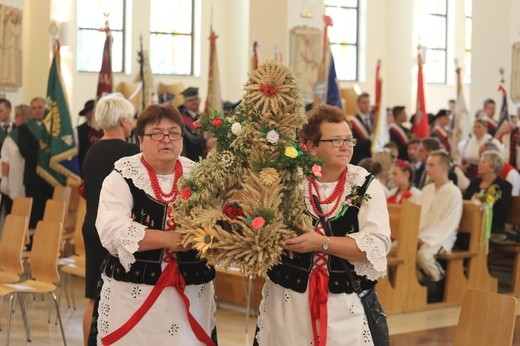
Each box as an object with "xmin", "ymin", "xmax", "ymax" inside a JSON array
[{"xmin": 36, "ymin": 41, "xmax": 80, "ymax": 187}]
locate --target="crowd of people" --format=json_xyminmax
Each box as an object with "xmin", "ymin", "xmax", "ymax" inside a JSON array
[{"xmin": 1, "ymin": 86, "xmax": 518, "ymax": 345}]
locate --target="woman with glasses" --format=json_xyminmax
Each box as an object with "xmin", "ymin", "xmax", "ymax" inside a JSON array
[
  {"xmin": 255, "ymin": 104, "xmax": 391, "ymax": 345},
  {"xmin": 81, "ymin": 93, "xmax": 140, "ymax": 345},
  {"xmin": 92, "ymin": 104, "xmax": 217, "ymax": 345}
]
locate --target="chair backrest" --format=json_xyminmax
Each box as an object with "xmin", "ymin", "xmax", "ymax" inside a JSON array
[
  {"xmin": 72, "ymin": 198, "xmax": 86, "ymax": 257},
  {"xmin": 53, "ymin": 185, "xmax": 71, "ymax": 209},
  {"xmin": 394, "ymin": 200, "xmax": 421, "ymax": 259},
  {"xmin": 28, "ymin": 220, "xmax": 62, "ymax": 284},
  {"xmin": 0, "ymin": 214, "xmax": 28, "ymax": 278},
  {"xmin": 11, "ymin": 196, "xmax": 33, "ymax": 219},
  {"xmin": 506, "ymin": 196, "xmax": 520, "ymax": 226},
  {"xmin": 454, "ymin": 289, "xmax": 517, "ymax": 346},
  {"xmin": 43, "ymin": 199, "xmax": 67, "ymax": 225},
  {"xmin": 387, "ymin": 204, "xmax": 401, "ymax": 240}
]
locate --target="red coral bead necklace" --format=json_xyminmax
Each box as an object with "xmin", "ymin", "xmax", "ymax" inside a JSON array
[
  {"xmin": 141, "ymin": 156, "xmax": 183, "ymax": 204},
  {"xmin": 307, "ymin": 168, "xmax": 347, "ymax": 218}
]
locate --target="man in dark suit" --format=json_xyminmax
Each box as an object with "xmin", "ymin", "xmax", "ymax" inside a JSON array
[
  {"xmin": 0, "ymin": 98, "xmax": 15, "ymax": 215},
  {"xmin": 76, "ymin": 99, "xmax": 104, "ymax": 174},
  {"xmin": 348, "ymin": 92, "xmax": 372, "ymax": 165},
  {"xmin": 178, "ymin": 87, "xmax": 205, "ymax": 161}
]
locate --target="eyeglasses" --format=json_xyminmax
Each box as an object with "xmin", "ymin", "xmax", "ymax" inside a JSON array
[
  {"xmin": 143, "ymin": 132, "xmax": 183, "ymax": 141},
  {"xmin": 319, "ymin": 138, "xmax": 357, "ymax": 147}
]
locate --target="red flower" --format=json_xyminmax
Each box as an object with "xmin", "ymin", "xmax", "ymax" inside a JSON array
[
  {"xmin": 212, "ymin": 117, "xmax": 223, "ymax": 127},
  {"xmin": 180, "ymin": 187, "xmax": 192, "ymax": 200},
  {"xmin": 402, "ymin": 191, "xmax": 412, "ymax": 200},
  {"xmin": 193, "ymin": 120, "xmax": 202, "ymax": 129},
  {"xmin": 299, "ymin": 142, "xmax": 308, "ymax": 151},
  {"xmin": 259, "ymin": 83, "xmax": 278, "ymax": 97},
  {"xmin": 223, "ymin": 202, "xmax": 244, "ymax": 220}
]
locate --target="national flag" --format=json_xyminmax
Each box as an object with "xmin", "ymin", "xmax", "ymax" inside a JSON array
[
  {"xmin": 37, "ymin": 40, "xmax": 80, "ymax": 187},
  {"xmin": 451, "ymin": 64, "xmax": 471, "ymax": 160},
  {"xmin": 371, "ymin": 60, "xmax": 389, "ymax": 153},
  {"xmin": 204, "ymin": 28, "xmax": 223, "ymax": 115},
  {"xmin": 413, "ymin": 50, "xmax": 429, "ymax": 138},
  {"xmin": 326, "ymin": 51, "xmax": 342, "ymax": 108},
  {"xmin": 96, "ymin": 24, "xmax": 113, "ymax": 99},
  {"xmin": 251, "ymin": 41, "xmax": 259, "ymax": 70},
  {"xmin": 135, "ymin": 35, "xmax": 154, "ymax": 112},
  {"xmin": 313, "ymin": 15, "xmax": 333, "ymax": 107}
]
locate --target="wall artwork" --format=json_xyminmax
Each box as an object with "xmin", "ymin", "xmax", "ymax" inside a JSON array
[
  {"xmin": 290, "ymin": 25, "xmax": 321, "ymax": 104},
  {"xmin": 0, "ymin": 4, "xmax": 22, "ymax": 91}
]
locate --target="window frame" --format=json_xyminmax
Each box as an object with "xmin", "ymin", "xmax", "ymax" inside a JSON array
[
  {"xmin": 149, "ymin": 0, "xmax": 195, "ymax": 76},
  {"xmin": 76, "ymin": 0, "xmax": 126, "ymax": 73},
  {"xmin": 424, "ymin": 0, "xmax": 448, "ymax": 84},
  {"xmin": 324, "ymin": 0, "xmax": 360, "ymax": 82}
]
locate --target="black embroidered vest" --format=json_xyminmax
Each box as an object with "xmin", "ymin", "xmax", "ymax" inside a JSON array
[
  {"xmin": 267, "ymin": 174, "xmax": 376, "ymax": 294},
  {"xmin": 100, "ymin": 172, "xmax": 215, "ymax": 286}
]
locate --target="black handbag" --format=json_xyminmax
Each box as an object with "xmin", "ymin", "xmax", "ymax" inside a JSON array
[{"xmin": 312, "ymin": 193, "xmax": 390, "ymax": 345}]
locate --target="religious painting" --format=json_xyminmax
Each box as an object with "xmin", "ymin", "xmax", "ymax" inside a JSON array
[
  {"xmin": 290, "ymin": 26, "xmax": 321, "ymax": 104},
  {"xmin": 0, "ymin": 4, "xmax": 22, "ymax": 91},
  {"xmin": 512, "ymin": 42, "xmax": 520, "ymax": 103}
]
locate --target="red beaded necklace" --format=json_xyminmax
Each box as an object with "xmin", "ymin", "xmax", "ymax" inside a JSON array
[
  {"xmin": 307, "ymin": 168, "xmax": 347, "ymax": 218},
  {"xmin": 141, "ymin": 156, "xmax": 183, "ymax": 204}
]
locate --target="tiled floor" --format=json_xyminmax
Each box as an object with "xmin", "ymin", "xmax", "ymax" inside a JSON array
[{"xmin": 1, "ymin": 276, "xmax": 518, "ymax": 345}]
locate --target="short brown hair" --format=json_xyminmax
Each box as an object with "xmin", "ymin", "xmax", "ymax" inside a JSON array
[
  {"xmin": 136, "ymin": 104, "xmax": 184, "ymax": 137},
  {"xmin": 429, "ymin": 149, "xmax": 451, "ymax": 168},
  {"xmin": 300, "ymin": 104, "xmax": 346, "ymax": 145}
]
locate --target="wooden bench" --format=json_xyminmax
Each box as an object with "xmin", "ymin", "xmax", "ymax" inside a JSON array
[
  {"xmin": 437, "ymin": 201, "xmax": 497, "ymax": 304},
  {"xmin": 377, "ymin": 200, "xmax": 426, "ymax": 314},
  {"xmin": 490, "ymin": 196, "xmax": 520, "ymax": 295}
]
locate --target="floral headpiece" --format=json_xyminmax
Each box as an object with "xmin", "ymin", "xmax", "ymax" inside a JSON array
[{"xmin": 394, "ymin": 159, "xmax": 412, "ymax": 172}]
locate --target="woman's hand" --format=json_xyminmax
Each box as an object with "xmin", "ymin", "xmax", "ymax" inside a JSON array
[
  {"xmin": 164, "ymin": 230, "xmax": 190, "ymax": 252},
  {"xmin": 283, "ymin": 224, "xmax": 326, "ymax": 253}
]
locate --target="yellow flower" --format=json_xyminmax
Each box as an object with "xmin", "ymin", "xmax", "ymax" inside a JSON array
[
  {"xmin": 485, "ymin": 195, "xmax": 495, "ymax": 205},
  {"xmin": 284, "ymin": 146, "xmax": 298, "ymax": 159},
  {"xmin": 192, "ymin": 227, "xmax": 216, "ymax": 254}
]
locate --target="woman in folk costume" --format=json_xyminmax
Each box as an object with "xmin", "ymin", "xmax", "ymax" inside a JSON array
[
  {"xmin": 387, "ymin": 159, "xmax": 421, "ymax": 205},
  {"xmin": 93, "ymin": 104, "xmax": 217, "ymax": 345},
  {"xmin": 255, "ymin": 105, "xmax": 391, "ymax": 345},
  {"xmin": 458, "ymin": 119, "xmax": 504, "ymax": 180}
]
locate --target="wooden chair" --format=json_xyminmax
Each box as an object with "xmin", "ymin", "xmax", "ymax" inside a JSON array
[
  {"xmin": 377, "ymin": 200, "xmax": 426, "ymax": 314},
  {"xmin": 454, "ymin": 289, "xmax": 517, "ymax": 346},
  {"xmin": 59, "ymin": 198, "xmax": 86, "ymax": 309},
  {"xmin": 1, "ymin": 220, "xmax": 66, "ymax": 345},
  {"xmin": 10, "ymin": 197, "xmax": 33, "ymax": 245},
  {"xmin": 0, "ymin": 215, "xmax": 28, "ymax": 283},
  {"xmin": 437, "ymin": 202, "xmax": 497, "ymax": 304}
]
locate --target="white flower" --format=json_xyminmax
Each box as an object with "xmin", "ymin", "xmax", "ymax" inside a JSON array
[
  {"xmin": 266, "ymin": 130, "xmax": 280, "ymax": 144},
  {"xmin": 231, "ymin": 122, "xmax": 242, "ymax": 135}
]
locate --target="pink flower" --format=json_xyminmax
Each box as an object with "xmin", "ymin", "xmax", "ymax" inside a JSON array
[
  {"xmin": 251, "ymin": 217, "xmax": 266, "ymax": 230},
  {"xmin": 212, "ymin": 117, "xmax": 223, "ymax": 127},
  {"xmin": 180, "ymin": 187, "xmax": 192, "ymax": 200},
  {"xmin": 299, "ymin": 143, "xmax": 308, "ymax": 151},
  {"xmin": 193, "ymin": 120, "xmax": 202, "ymax": 129},
  {"xmin": 311, "ymin": 164, "xmax": 322, "ymax": 177}
]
